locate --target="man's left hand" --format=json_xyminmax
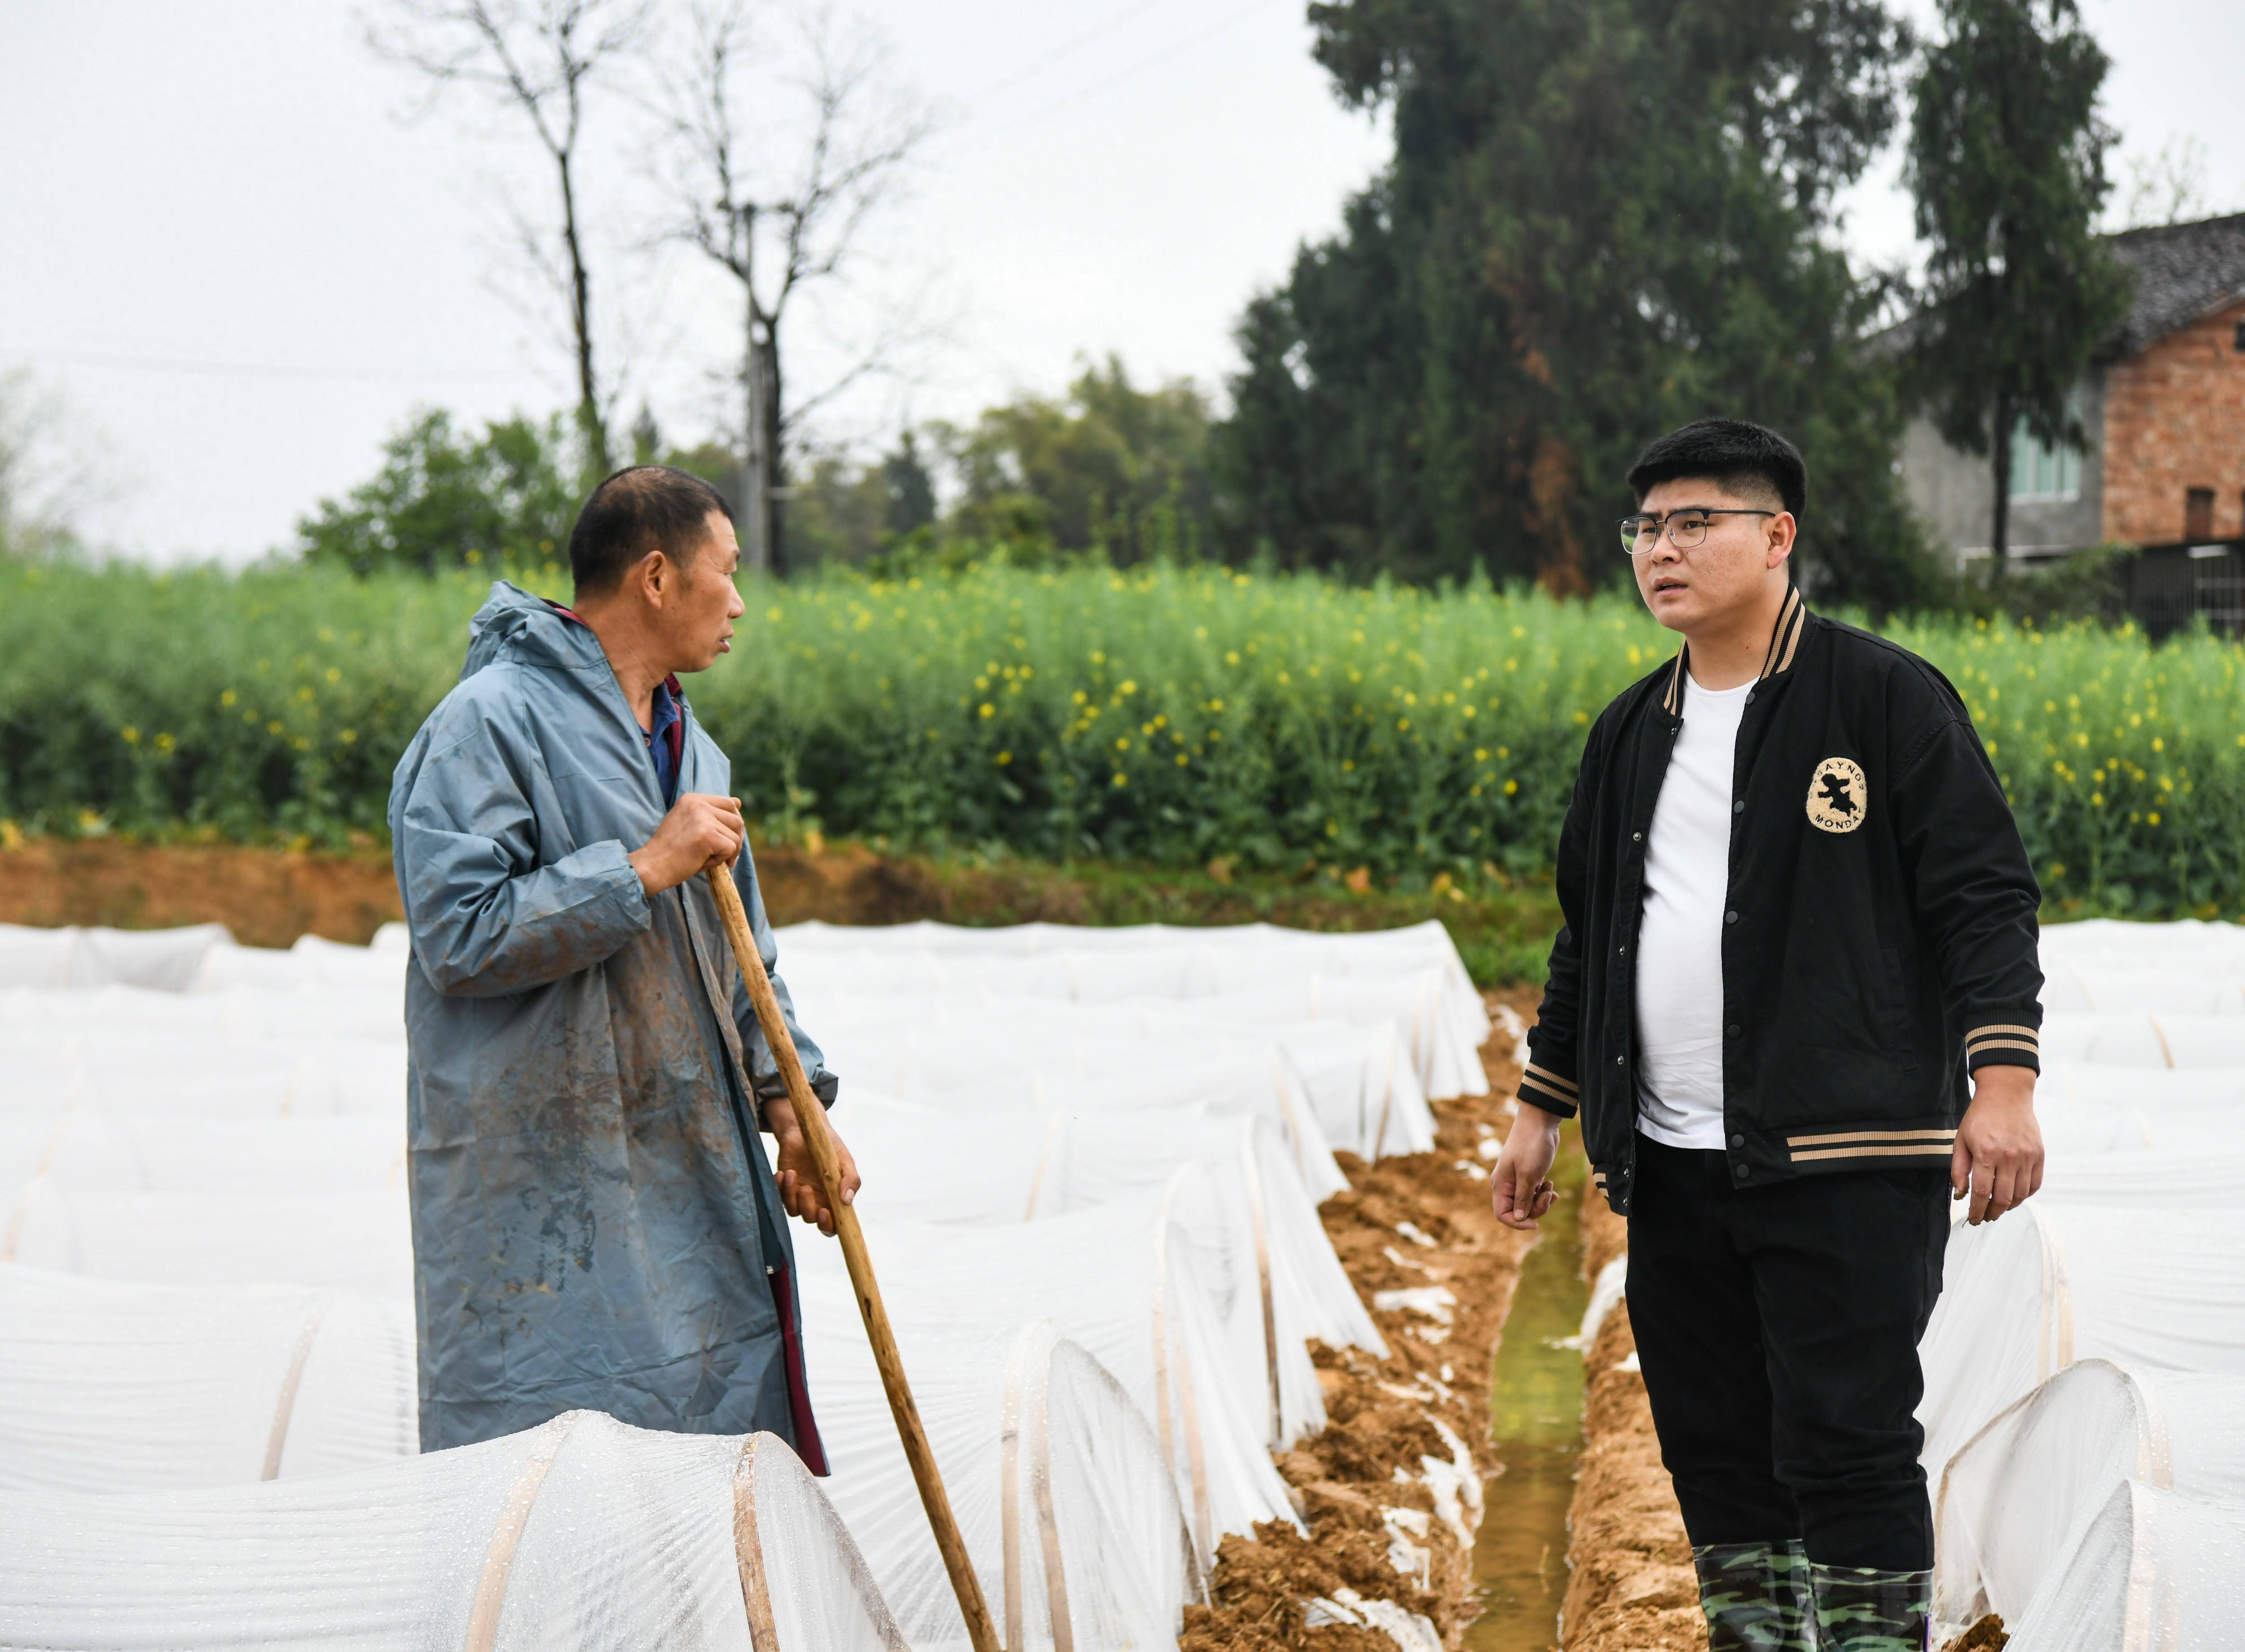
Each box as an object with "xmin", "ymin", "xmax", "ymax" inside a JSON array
[
  {"xmin": 1952, "ymin": 1064, "xmax": 2043, "ymax": 1226},
  {"xmin": 766, "ymin": 1093, "xmax": 861, "ymax": 1238}
]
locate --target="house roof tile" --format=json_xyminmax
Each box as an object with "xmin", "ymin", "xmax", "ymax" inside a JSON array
[
  {"xmin": 1873, "ymin": 212, "xmax": 2245, "ymax": 362},
  {"xmin": 2104, "ymin": 211, "xmax": 2245, "ymax": 356}
]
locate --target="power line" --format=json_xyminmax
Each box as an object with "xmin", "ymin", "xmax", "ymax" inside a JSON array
[
  {"xmin": 4, "ymin": 346, "xmax": 531, "ymax": 385},
  {"xmin": 966, "ymin": 0, "xmax": 1171, "ymax": 106},
  {"xmin": 998, "ymin": 0, "xmax": 1285, "ymax": 131}
]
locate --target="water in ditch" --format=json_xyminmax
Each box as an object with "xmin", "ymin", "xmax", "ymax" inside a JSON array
[{"xmin": 1464, "ymin": 1139, "xmax": 1589, "ymax": 1651}]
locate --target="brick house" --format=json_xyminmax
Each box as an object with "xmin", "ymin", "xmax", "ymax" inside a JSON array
[{"xmin": 1898, "ymin": 211, "xmax": 2245, "ymax": 567}]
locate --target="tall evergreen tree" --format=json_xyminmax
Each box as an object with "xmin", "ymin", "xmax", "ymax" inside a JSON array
[
  {"xmin": 1906, "ymin": 0, "xmax": 2129, "ymax": 566},
  {"xmin": 1219, "ymin": 0, "xmax": 1938, "ymax": 606},
  {"xmin": 881, "ymin": 431, "xmax": 938, "ymax": 541}
]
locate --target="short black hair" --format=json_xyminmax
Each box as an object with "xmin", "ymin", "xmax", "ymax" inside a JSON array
[
  {"xmin": 1625, "ymin": 418, "xmax": 1806, "ymax": 521},
  {"xmin": 568, "ymin": 465, "xmax": 734, "ymax": 596}
]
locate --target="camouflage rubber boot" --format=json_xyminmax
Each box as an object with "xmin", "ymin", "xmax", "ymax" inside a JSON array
[
  {"xmin": 1809, "ymin": 1563, "xmax": 1932, "ymax": 1652},
  {"xmin": 1692, "ymin": 1540, "xmax": 1819, "ymax": 1651}
]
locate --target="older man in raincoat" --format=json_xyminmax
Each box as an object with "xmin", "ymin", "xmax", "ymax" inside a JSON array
[{"xmin": 389, "ymin": 464, "xmax": 856, "ymax": 1463}]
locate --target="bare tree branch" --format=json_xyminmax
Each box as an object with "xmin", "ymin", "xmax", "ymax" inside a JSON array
[
  {"xmin": 369, "ymin": 0, "xmax": 653, "ymax": 472},
  {"xmin": 641, "ymin": 0, "xmax": 935, "ymax": 572}
]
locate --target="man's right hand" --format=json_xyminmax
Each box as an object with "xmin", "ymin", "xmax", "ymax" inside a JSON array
[
  {"xmin": 1491, "ymin": 1099, "xmax": 1566, "ymax": 1230},
  {"xmin": 629, "ymin": 793, "xmax": 745, "ymax": 896}
]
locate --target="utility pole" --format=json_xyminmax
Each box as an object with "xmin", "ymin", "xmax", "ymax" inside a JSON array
[
  {"xmin": 654, "ymin": 0, "xmax": 928, "ymax": 578},
  {"xmin": 727, "ymin": 201, "xmax": 786, "ymax": 576},
  {"xmin": 738, "ymin": 204, "xmax": 772, "ymax": 576}
]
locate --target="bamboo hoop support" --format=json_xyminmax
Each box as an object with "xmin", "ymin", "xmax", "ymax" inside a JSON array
[{"xmin": 703, "ymin": 864, "xmax": 1001, "ymax": 1652}]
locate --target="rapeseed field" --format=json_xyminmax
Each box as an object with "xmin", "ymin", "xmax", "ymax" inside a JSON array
[{"xmin": 2, "ymin": 558, "xmax": 2238, "ymax": 917}]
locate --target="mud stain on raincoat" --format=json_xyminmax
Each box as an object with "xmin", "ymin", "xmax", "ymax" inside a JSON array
[{"xmin": 388, "ymin": 581, "xmax": 838, "ymax": 1462}]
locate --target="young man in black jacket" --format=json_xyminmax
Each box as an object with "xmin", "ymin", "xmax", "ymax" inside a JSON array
[{"xmin": 1490, "ymin": 419, "xmax": 2044, "ymax": 1652}]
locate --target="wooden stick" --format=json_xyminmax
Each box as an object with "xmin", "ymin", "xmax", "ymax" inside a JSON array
[{"xmin": 703, "ymin": 863, "xmax": 1002, "ymax": 1652}]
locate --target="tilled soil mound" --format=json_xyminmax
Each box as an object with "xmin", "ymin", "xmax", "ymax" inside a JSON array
[{"xmin": 1180, "ymin": 991, "xmax": 1540, "ymax": 1652}]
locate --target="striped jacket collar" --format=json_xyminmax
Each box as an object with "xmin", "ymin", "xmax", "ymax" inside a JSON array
[{"xmin": 1660, "ymin": 585, "xmax": 1809, "ymax": 715}]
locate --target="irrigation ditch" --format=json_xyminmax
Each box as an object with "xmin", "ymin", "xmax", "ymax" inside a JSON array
[
  {"xmin": 1176, "ymin": 990, "xmax": 1688, "ymax": 1652},
  {"xmin": 1181, "ymin": 989, "xmax": 1539, "ymax": 1650}
]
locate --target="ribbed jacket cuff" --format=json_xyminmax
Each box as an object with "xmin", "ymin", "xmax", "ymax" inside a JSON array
[
  {"xmin": 1517, "ymin": 1059, "xmax": 1580, "ymax": 1119},
  {"xmin": 1964, "ymin": 1019, "xmax": 2040, "ymax": 1074},
  {"xmin": 754, "ymin": 1069, "xmax": 841, "ymax": 1110}
]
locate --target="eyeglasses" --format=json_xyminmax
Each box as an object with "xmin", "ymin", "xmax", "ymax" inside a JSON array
[{"xmin": 1618, "ymin": 508, "xmax": 1776, "ymax": 557}]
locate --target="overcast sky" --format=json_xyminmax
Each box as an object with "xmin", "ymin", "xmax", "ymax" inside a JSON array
[{"xmin": 3, "ymin": 0, "xmax": 2239, "ymax": 563}]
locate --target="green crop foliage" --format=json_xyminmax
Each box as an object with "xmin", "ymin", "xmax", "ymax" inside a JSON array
[
  {"xmin": 0, "ymin": 558, "xmax": 546, "ymax": 844},
  {"xmin": 1881, "ymin": 612, "xmax": 2245, "ymax": 918},
  {"xmin": 2, "ymin": 558, "xmax": 2240, "ymax": 917}
]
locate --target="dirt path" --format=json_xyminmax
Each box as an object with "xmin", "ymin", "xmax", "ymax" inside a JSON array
[{"xmin": 1180, "ymin": 991, "xmax": 1545, "ymax": 1651}]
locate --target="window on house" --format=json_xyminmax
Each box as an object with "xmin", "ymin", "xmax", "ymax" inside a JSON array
[
  {"xmin": 2009, "ymin": 414, "xmax": 2082, "ymax": 501},
  {"xmin": 2233, "ymin": 320, "xmax": 2245, "ymax": 352},
  {"xmin": 2186, "ymin": 488, "xmax": 2215, "ymax": 542}
]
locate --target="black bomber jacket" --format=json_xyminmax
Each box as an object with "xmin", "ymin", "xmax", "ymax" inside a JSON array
[{"xmin": 1520, "ymin": 589, "xmax": 2045, "ymax": 1215}]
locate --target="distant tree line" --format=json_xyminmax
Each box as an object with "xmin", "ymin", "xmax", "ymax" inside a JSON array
[
  {"xmin": 297, "ymin": 358, "xmax": 1221, "ymax": 575},
  {"xmin": 307, "ymin": 0, "xmax": 2129, "ymax": 616}
]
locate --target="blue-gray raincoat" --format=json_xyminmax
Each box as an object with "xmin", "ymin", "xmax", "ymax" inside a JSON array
[{"xmin": 389, "ymin": 581, "xmax": 838, "ymax": 1462}]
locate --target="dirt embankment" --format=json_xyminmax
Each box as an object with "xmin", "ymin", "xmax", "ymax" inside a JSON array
[
  {"xmin": 1180, "ymin": 990, "xmax": 1541, "ymax": 1652},
  {"xmin": 0, "ymin": 840, "xmax": 405, "ymax": 948},
  {"xmin": 0, "ymin": 838, "xmax": 948, "ymax": 945},
  {"xmin": 0, "ymin": 838, "xmax": 1058, "ymax": 947},
  {"xmin": 0, "ymin": 836, "xmax": 1558, "ymax": 984}
]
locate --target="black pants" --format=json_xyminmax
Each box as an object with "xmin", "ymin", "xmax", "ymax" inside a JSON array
[{"xmin": 1624, "ymin": 1132, "xmax": 1950, "ymax": 1571}]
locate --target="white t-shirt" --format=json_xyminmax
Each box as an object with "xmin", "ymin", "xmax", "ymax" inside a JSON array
[{"xmin": 1634, "ymin": 675, "xmax": 1752, "ymax": 1151}]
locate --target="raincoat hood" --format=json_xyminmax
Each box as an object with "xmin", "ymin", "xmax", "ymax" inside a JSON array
[{"xmin": 458, "ymin": 580, "xmax": 607, "ymax": 682}]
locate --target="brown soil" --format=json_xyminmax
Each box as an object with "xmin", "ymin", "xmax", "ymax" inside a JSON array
[
  {"xmin": 0, "ymin": 836, "xmax": 1557, "ymax": 987},
  {"xmin": 1179, "ymin": 988, "xmax": 1542, "ymax": 1652},
  {"xmin": 0, "ymin": 837, "xmax": 1043, "ymax": 948},
  {"xmin": 0, "ymin": 840, "xmax": 405, "ymax": 948},
  {"xmin": 1940, "ymin": 1617, "xmax": 2008, "ymax": 1652}
]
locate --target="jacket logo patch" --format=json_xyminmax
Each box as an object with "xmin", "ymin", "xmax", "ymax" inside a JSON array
[{"xmin": 1806, "ymin": 757, "xmax": 1867, "ymax": 833}]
